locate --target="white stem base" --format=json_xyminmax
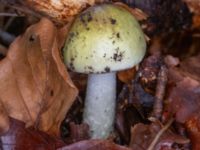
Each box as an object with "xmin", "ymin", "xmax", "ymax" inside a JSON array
[{"xmin": 83, "ymin": 72, "xmax": 116, "ymax": 139}]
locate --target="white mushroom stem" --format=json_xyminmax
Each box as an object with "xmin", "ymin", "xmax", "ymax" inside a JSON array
[{"xmin": 83, "ymin": 72, "xmax": 116, "ymax": 139}]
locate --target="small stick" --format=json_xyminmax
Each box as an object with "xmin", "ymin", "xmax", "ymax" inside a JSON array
[
  {"xmin": 147, "ymin": 118, "xmax": 174, "ymax": 150},
  {"xmin": 153, "ymin": 65, "xmax": 168, "ymax": 119},
  {"xmin": 0, "ymin": 13, "xmax": 20, "ymax": 17}
]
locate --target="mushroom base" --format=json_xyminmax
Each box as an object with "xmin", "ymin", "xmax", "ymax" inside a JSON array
[{"xmin": 83, "ymin": 72, "xmax": 116, "ymax": 139}]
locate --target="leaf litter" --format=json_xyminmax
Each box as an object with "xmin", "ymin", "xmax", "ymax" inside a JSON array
[{"xmin": 1, "ymin": 0, "xmax": 200, "ymax": 150}]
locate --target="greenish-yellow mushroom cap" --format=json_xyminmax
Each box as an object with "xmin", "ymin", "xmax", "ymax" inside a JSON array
[{"xmin": 63, "ymin": 4, "xmax": 146, "ymax": 74}]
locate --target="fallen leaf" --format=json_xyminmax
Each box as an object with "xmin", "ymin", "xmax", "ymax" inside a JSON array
[
  {"xmin": 64, "ymin": 122, "xmax": 89, "ymax": 144},
  {"xmin": 180, "ymin": 55, "xmax": 200, "ymax": 82},
  {"xmin": 114, "ymin": 2, "xmax": 148, "ymax": 21},
  {"xmin": 1, "ymin": 0, "xmax": 107, "ymax": 25},
  {"xmin": 129, "ymin": 121, "xmax": 189, "ymax": 150},
  {"xmin": 185, "ymin": 116, "xmax": 200, "ymax": 150},
  {"xmin": 117, "ymin": 67, "xmax": 136, "ymax": 84},
  {"xmin": 183, "ymin": 0, "xmax": 200, "ymax": 15},
  {"xmin": 167, "ymin": 76, "xmax": 200, "ymax": 123},
  {"xmin": 0, "ymin": 118, "xmax": 65, "ymax": 150},
  {"xmin": 59, "ymin": 139, "xmax": 132, "ymax": 150},
  {"xmin": 0, "ymin": 18, "xmax": 78, "ymax": 136},
  {"xmin": 166, "ymin": 54, "xmax": 200, "ymax": 150}
]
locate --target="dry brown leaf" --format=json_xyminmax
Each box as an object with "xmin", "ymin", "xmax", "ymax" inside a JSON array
[
  {"xmin": 59, "ymin": 139, "xmax": 132, "ymax": 150},
  {"xmin": 185, "ymin": 116, "xmax": 200, "ymax": 150},
  {"xmin": 183, "ymin": 0, "xmax": 200, "ymax": 15},
  {"xmin": 166, "ymin": 55, "xmax": 200, "ymax": 150},
  {"xmin": 1, "ymin": 118, "xmax": 65, "ymax": 150},
  {"xmin": 114, "ymin": 2, "xmax": 148, "ymax": 21},
  {"xmin": 129, "ymin": 121, "xmax": 189, "ymax": 150},
  {"xmin": 117, "ymin": 67, "xmax": 136, "ymax": 84},
  {"xmin": 1, "ymin": 0, "xmax": 110, "ymax": 26},
  {"xmin": 0, "ymin": 18, "xmax": 78, "ymax": 136}
]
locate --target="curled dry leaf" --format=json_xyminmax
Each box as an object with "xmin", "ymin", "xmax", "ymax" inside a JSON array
[
  {"xmin": 0, "ymin": 18, "xmax": 77, "ymax": 136},
  {"xmin": 167, "ymin": 54, "xmax": 200, "ymax": 123},
  {"xmin": 64, "ymin": 122, "xmax": 89, "ymax": 144},
  {"xmin": 21, "ymin": 0, "xmax": 107, "ymax": 25},
  {"xmin": 117, "ymin": 67, "xmax": 136, "ymax": 83},
  {"xmin": 185, "ymin": 116, "xmax": 200, "ymax": 150},
  {"xmin": 167, "ymin": 54, "xmax": 200, "ymax": 150},
  {"xmin": 114, "ymin": 2, "xmax": 148, "ymax": 21},
  {"xmin": 183, "ymin": 0, "xmax": 200, "ymax": 15},
  {"xmin": 180, "ymin": 55, "xmax": 200, "ymax": 82},
  {"xmin": 1, "ymin": 118, "xmax": 65, "ymax": 150},
  {"xmin": 59, "ymin": 139, "xmax": 132, "ymax": 150},
  {"xmin": 1, "ymin": 0, "xmax": 109, "ymax": 25}
]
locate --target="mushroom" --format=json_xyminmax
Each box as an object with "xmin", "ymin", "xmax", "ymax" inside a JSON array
[{"xmin": 63, "ymin": 3, "xmax": 146, "ymax": 139}]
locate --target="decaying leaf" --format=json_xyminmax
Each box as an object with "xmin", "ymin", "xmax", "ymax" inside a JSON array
[
  {"xmin": 114, "ymin": 2, "xmax": 148, "ymax": 21},
  {"xmin": 1, "ymin": 0, "xmax": 107, "ymax": 25},
  {"xmin": 0, "ymin": 18, "xmax": 78, "ymax": 136},
  {"xmin": 23, "ymin": 0, "xmax": 96, "ymax": 24},
  {"xmin": 129, "ymin": 121, "xmax": 189, "ymax": 150},
  {"xmin": 59, "ymin": 139, "xmax": 132, "ymax": 150},
  {"xmin": 167, "ymin": 54, "xmax": 200, "ymax": 150},
  {"xmin": 1, "ymin": 118, "xmax": 65, "ymax": 150},
  {"xmin": 167, "ymin": 54, "xmax": 200, "ymax": 122},
  {"xmin": 180, "ymin": 55, "xmax": 200, "ymax": 82},
  {"xmin": 64, "ymin": 122, "xmax": 89, "ymax": 144},
  {"xmin": 183, "ymin": 0, "xmax": 200, "ymax": 15},
  {"xmin": 117, "ymin": 67, "xmax": 136, "ymax": 84}
]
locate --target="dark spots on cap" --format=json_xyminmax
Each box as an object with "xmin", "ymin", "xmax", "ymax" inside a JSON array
[
  {"xmin": 112, "ymin": 40, "xmax": 115, "ymax": 44},
  {"xmin": 69, "ymin": 62, "xmax": 75, "ymax": 70},
  {"xmin": 116, "ymin": 32, "xmax": 120, "ymax": 38},
  {"xmin": 88, "ymin": 66, "xmax": 93, "ymax": 70},
  {"xmin": 80, "ymin": 14, "xmax": 86, "ymax": 25},
  {"xmin": 87, "ymin": 13, "xmax": 93, "ymax": 22},
  {"xmin": 104, "ymin": 66, "xmax": 110, "ymax": 72},
  {"xmin": 84, "ymin": 66, "xmax": 94, "ymax": 73},
  {"xmin": 103, "ymin": 53, "xmax": 106, "ymax": 58},
  {"xmin": 109, "ymin": 18, "xmax": 116, "ymax": 25},
  {"xmin": 86, "ymin": 27, "xmax": 90, "ymax": 30},
  {"xmin": 74, "ymin": 32, "xmax": 79, "ymax": 37},
  {"xmin": 113, "ymin": 48, "xmax": 124, "ymax": 62},
  {"xmin": 85, "ymin": 56, "xmax": 88, "ymax": 59},
  {"xmin": 71, "ymin": 57, "xmax": 75, "ymax": 61},
  {"xmin": 69, "ymin": 32, "xmax": 75, "ymax": 38},
  {"xmin": 69, "ymin": 57, "xmax": 75, "ymax": 70},
  {"xmin": 80, "ymin": 12, "xmax": 93, "ymax": 27},
  {"xmin": 68, "ymin": 32, "xmax": 78, "ymax": 42}
]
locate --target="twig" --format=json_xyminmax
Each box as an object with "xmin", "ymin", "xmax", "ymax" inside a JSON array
[
  {"xmin": 147, "ymin": 118, "xmax": 174, "ymax": 150},
  {"xmin": 152, "ymin": 65, "xmax": 168, "ymax": 119},
  {"xmin": 0, "ymin": 12, "xmax": 19, "ymax": 17}
]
